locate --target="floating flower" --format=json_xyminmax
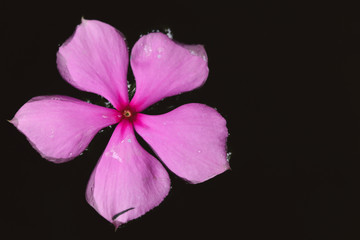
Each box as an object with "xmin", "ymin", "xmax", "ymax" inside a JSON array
[{"xmin": 10, "ymin": 19, "xmax": 230, "ymax": 228}]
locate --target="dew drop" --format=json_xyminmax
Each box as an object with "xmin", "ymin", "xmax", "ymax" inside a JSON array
[
  {"xmin": 144, "ymin": 44, "xmax": 152, "ymax": 56},
  {"xmin": 106, "ymin": 149, "xmax": 122, "ymax": 162},
  {"xmin": 104, "ymin": 101, "xmax": 112, "ymax": 108},
  {"xmin": 102, "ymin": 115, "xmax": 108, "ymax": 119},
  {"xmin": 226, "ymin": 152, "xmax": 232, "ymax": 162},
  {"xmin": 189, "ymin": 50, "xmax": 196, "ymax": 56},
  {"xmin": 112, "ymin": 151, "xmax": 122, "ymax": 162},
  {"xmin": 165, "ymin": 28, "xmax": 173, "ymax": 39},
  {"xmin": 157, "ymin": 54, "xmax": 162, "ymax": 59},
  {"xmin": 202, "ymin": 55, "xmax": 208, "ymax": 62},
  {"xmin": 197, "ymin": 150, "xmax": 202, "ymax": 153},
  {"xmin": 50, "ymin": 129, "xmax": 55, "ymax": 138},
  {"xmin": 127, "ymin": 138, "xmax": 132, "ymax": 143}
]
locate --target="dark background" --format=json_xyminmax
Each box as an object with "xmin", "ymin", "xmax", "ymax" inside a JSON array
[{"xmin": 3, "ymin": 1, "xmax": 360, "ymax": 239}]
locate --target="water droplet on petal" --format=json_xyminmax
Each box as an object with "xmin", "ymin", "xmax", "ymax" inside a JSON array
[
  {"xmin": 127, "ymin": 139, "xmax": 132, "ymax": 143},
  {"xmin": 144, "ymin": 44, "xmax": 152, "ymax": 56},
  {"xmin": 112, "ymin": 151, "xmax": 122, "ymax": 162},
  {"xmin": 50, "ymin": 129, "xmax": 55, "ymax": 138},
  {"xmin": 106, "ymin": 148, "xmax": 122, "ymax": 162}
]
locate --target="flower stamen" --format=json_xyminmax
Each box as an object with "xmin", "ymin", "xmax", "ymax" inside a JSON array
[
  {"xmin": 120, "ymin": 107, "xmax": 136, "ymax": 122},
  {"xmin": 123, "ymin": 109, "xmax": 132, "ymax": 118}
]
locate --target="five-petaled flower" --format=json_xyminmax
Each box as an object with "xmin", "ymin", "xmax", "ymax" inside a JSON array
[{"xmin": 10, "ymin": 19, "xmax": 230, "ymax": 228}]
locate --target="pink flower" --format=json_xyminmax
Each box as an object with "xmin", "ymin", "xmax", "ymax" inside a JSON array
[{"xmin": 11, "ymin": 19, "xmax": 230, "ymax": 227}]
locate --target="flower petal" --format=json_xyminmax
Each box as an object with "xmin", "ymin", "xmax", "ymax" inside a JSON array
[
  {"xmin": 57, "ymin": 19, "xmax": 129, "ymax": 110},
  {"xmin": 10, "ymin": 95, "xmax": 120, "ymax": 163},
  {"xmin": 86, "ymin": 121, "xmax": 170, "ymax": 228},
  {"xmin": 134, "ymin": 103, "xmax": 230, "ymax": 184},
  {"xmin": 130, "ymin": 33, "xmax": 209, "ymax": 112}
]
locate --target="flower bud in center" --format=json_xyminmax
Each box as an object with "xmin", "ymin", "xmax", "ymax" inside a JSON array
[
  {"xmin": 120, "ymin": 107, "xmax": 136, "ymax": 122},
  {"xmin": 123, "ymin": 109, "xmax": 132, "ymax": 118}
]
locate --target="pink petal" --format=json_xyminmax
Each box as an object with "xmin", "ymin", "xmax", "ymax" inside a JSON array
[
  {"xmin": 134, "ymin": 103, "xmax": 230, "ymax": 184},
  {"xmin": 57, "ymin": 19, "xmax": 129, "ymax": 110},
  {"xmin": 10, "ymin": 95, "xmax": 120, "ymax": 163},
  {"xmin": 86, "ymin": 120, "xmax": 170, "ymax": 228},
  {"xmin": 129, "ymin": 33, "xmax": 209, "ymax": 112}
]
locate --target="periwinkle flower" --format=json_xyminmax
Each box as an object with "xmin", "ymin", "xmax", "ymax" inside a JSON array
[{"xmin": 10, "ymin": 19, "xmax": 230, "ymax": 228}]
